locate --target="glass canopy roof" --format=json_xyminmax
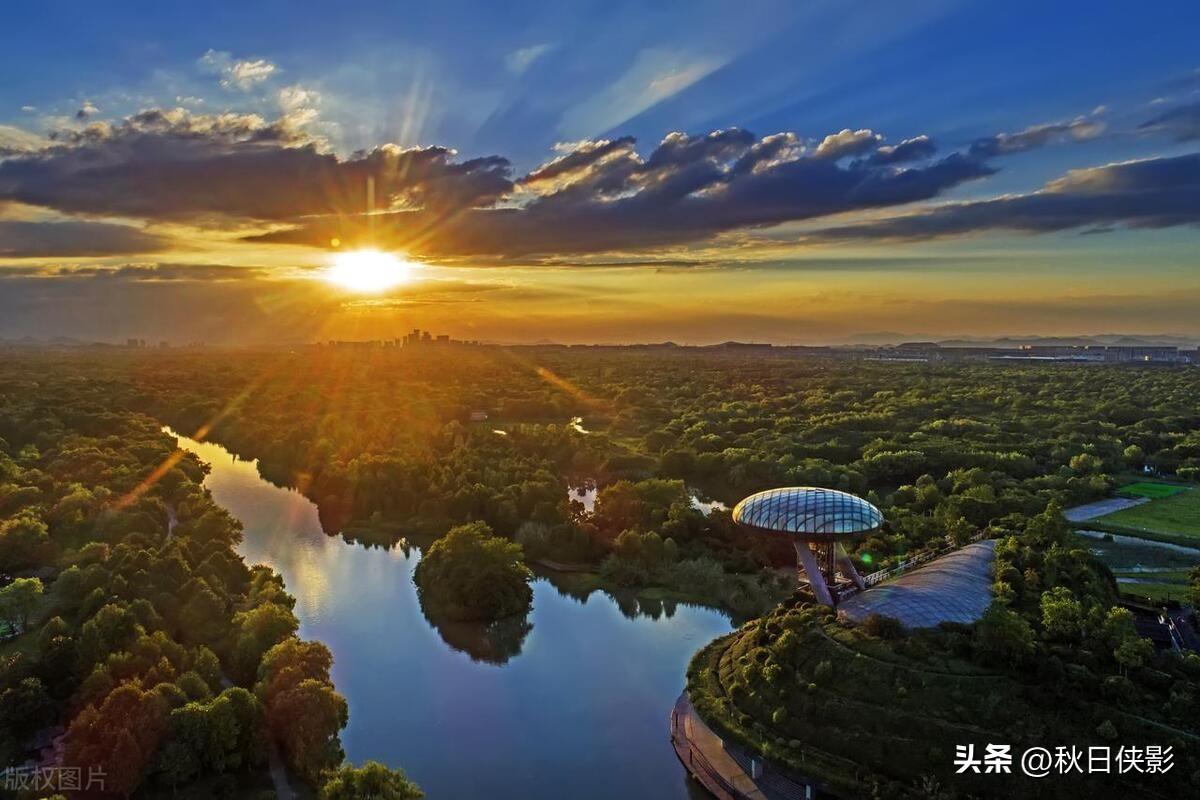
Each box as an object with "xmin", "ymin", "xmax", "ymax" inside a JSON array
[{"xmin": 732, "ymin": 487, "xmax": 882, "ymax": 538}]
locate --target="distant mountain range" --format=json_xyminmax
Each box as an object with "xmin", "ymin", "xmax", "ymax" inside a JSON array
[{"xmin": 930, "ymin": 334, "xmax": 1200, "ymax": 349}]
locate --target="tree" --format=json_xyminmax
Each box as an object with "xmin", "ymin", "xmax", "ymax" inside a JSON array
[
  {"xmin": 0, "ymin": 511, "xmax": 49, "ymax": 572},
  {"xmin": 178, "ymin": 580, "xmax": 227, "ymax": 646},
  {"xmin": 1039, "ymin": 587, "xmax": 1084, "ymax": 642},
  {"xmin": 319, "ymin": 760, "xmax": 424, "ymax": 800},
  {"xmin": 256, "ymin": 638, "xmax": 347, "ymax": 782},
  {"xmin": 413, "ymin": 522, "xmax": 532, "ymax": 622},
  {"xmin": 1102, "ymin": 607, "xmax": 1154, "ymax": 675},
  {"xmin": 267, "ymin": 678, "xmax": 348, "ymax": 783},
  {"xmin": 0, "ymin": 577, "xmax": 43, "ymax": 633},
  {"xmin": 78, "ymin": 602, "xmax": 139, "ymax": 667},
  {"xmin": 973, "ymin": 604, "xmax": 1035, "ymax": 668},
  {"xmin": 156, "ymin": 705, "xmax": 206, "ymax": 788},
  {"xmin": 228, "ymin": 602, "xmax": 299, "ymax": 684},
  {"xmin": 64, "ymin": 683, "xmax": 167, "ymax": 798},
  {"xmin": 0, "ymin": 677, "xmax": 52, "ymax": 743},
  {"xmin": 1123, "ymin": 444, "xmax": 1146, "ymax": 469},
  {"xmin": 1113, "ymin": 637, "xmax": 1153, "ymax": 676},
  {"xmin": 255, "ymin": 638, "xmax": 335, "ymax": 706},
  {"xmin": 108, "ymin": 729, "xmax": 146, "ymax": 799}
]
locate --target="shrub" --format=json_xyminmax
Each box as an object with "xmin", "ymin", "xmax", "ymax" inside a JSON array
[{"xmin": 862, "ymin": 613, "xmax": 906, "ymax": 640}]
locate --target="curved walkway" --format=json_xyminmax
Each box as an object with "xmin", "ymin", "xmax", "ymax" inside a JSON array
[
  {"xmin": 672, "ymin": 694, "xmax": 833, "ymax": 800},
  {"xmin": 838, "ymin": 540, "xmax": 996, "ymax": 628}
]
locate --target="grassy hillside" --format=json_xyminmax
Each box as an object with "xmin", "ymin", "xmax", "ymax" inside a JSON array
[{"xmin": 688, "ymin": 602, "xmax": 1200, "ymax": 798}]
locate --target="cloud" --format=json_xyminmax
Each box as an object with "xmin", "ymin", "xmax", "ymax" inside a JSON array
[
  {"xmin": 805, "ymin": 153, "xmax": 1200, "ymax": 242},
  {"xmin": 278, "ymin": 85, "xmax": 319, "ymax": 111},
  {"xmin": 520, "ymin": 136, "xmax": 638, "ymax": 187},
  {"xmin": 276, "ymin": 84, "xmax": 322, "ymax": 128},
  {"xmin": 0, "ymin": 125, "xmax": 45, "ymax": 155},
  {"xmin": 968, "ymin": 116, "xmax": 1105, "ymax": 158},
  {"xmin": 505, "ymin": 44, "xmax": 552, "ymax": 75},
  {"xmin": 1139, "ymin": 102, "xmax": 1200, "ymax": 142},
  {"xmin": 813, "ymin": 129, "xmax": 882, "ymax": 160},
  {"xmin": 249, "ymin": 127, "xmax": 991, "ymax": 258},
  {"xmin": 6, "ymin": 103, "xmax": 1178, "ymax": 261},
  {"xmin": 75, "ymin": 100, "xmax": 100, "ymax": 120},
  {"xmin": 0, "ymin": 263, "xmax": 262, "ymax": 281},
  {"xmin": 199, "ymin": 49, "xmax": 278, "ymax": 90},
  {"xmin": 868, "ymin": 135, "xmax": 937, "ymax": 165},
  {"xmin": 0, "ymin": 220, "xmax": 170, "ymax": 257},
  {"xmin": 0, "ymin": 108, "xmax": 512, "ymax": 223}
]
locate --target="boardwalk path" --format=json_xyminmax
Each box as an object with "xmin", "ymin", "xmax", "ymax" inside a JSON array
[{"xmin": 671, "ymin": 694, "xmax": 770, "ymax": 800}]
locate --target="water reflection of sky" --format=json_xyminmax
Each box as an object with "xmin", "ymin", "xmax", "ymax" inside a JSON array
[{"xmin": 168, "ymin": 428, "xmax": 731, "ymax": 800}]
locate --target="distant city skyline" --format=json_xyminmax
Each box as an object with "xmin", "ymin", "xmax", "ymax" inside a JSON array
[{"xmin": 2, "ymin": 1, "xmax": 1199, "ymax": 343}]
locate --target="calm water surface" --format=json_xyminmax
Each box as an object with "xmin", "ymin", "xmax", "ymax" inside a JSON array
[{"xmin": 169, "ymin": 429, "xmax": 730, "ymax": 799}]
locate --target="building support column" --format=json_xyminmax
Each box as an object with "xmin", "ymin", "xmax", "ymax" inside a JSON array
[
  {"xmin": 835, "ymin": 541, "xmax": 866, "ymax": 591},
  {"xmin": 794, "ymin": 540, "xmax": 834, "ymax": 607}
]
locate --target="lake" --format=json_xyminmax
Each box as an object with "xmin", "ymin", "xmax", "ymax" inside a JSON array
[{"xmin": 168, "ymin": 428, "xmax": 730, "ymax": 799}]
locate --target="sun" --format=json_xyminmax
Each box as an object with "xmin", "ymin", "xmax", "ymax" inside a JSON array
[{"xmin": 323, "ymin": 249, "xmax": 413, "ymax": 293}]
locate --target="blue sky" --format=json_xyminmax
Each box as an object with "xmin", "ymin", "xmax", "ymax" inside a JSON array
[
  {"xmin": 6, "ymin": 1, "xmax": 1197, "ymax": 163},
  {"xmin": 1, "ymin": 1, "xmax": 1198, "ymax": 344}
]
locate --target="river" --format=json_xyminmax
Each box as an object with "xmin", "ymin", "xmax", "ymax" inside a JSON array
[{"xmin": 168, "ymin": 428, "xmax": 729, "ymax": 799}]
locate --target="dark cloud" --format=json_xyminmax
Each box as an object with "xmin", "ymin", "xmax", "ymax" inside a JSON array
[
  {"xmin": 868, "ymin": 135, "xmax": 937, "ymax": 165},
  {"xmin": 0, "ymin": 106, "xmax": 1137, "ymax": 260},
  {"xmin": 1139, "ymin": 102, "xmax": 1200, "ymax": 142},
  {"xmin": 968, "ymin": 117, "xmax": 1104, "ymax": 159},
  {"xmin": 521, "ymin": 136, "xmax": 637, "ymax": 185},
  {"xmin": 0, "ymin": 263, "xmax": 264, "ymax": 281},
  {"xmin": 0, "ymin": 109, "xmax": 513, "ymax": 223},
  {"xmin": 0, "ymin": 220, "xmax": 170, "ymax": 257},
  {"xmin": 250, "ymin": 128, "xmax": 991, "ymax": 257},
  {"xmin": 805, "ymin": 153, "xmax": 1200, "ymax": 242}
]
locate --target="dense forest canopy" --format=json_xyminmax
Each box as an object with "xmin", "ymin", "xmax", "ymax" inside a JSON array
[
  {"xmin": 98, "ymin": 347, "xmax": 1200, "ymax": 573},
  {"xmin": 0, "ymin": 356, "xmax": 420, "ymax": 798},
  {"xmin": 1, "ymin": 346, "xmax": 1198, "ymax": 797}
]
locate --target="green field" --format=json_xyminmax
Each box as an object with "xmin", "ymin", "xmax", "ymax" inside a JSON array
[
  {"xmin": 1118, "ymin": 481, "xmax": 1190, "ymax": 500},
  {"xmin": 1095, "ymin": 486, "xmax": 1200, "ymax": 543},
  {"xmin": 1117, "ymin": 580, "xmax": 1193, "ymax": 603},
  {"xmin": 1112, "ymin": 569, "xmax": 1195, "ymax": 602}
]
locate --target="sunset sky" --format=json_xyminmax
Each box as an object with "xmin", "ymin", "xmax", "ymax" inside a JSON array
[{"xmin": 2, "ymin": 1, "xmax": 1199, "ymax": 345}]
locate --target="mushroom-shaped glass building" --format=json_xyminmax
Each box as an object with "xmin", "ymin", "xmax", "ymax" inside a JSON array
[{"xmin": 733, "ymin": 487, "xmax": 882, "ymax": 607}]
